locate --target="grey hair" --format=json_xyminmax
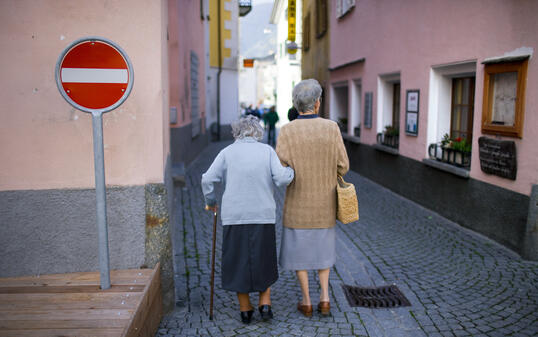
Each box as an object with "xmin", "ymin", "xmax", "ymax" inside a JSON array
[
  {"xmin": 231, "ymin": 115, "xmax": 264, "ymax": 140},
  {"xmin": 292, "ymin": 79, "xmax": 322, "ymax": 113}
]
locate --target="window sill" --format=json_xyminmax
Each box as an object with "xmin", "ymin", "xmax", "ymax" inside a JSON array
[
  {"xmin": 373, "ymin": 144, "xmax": 399, "ymax": 155},
  {"xmin": 342, "ymin": 133, "xmax": 360, "ymax": 144},
  {"xmin": 422, "ymin": 158, "xmax": 470, "ymax": 179}
]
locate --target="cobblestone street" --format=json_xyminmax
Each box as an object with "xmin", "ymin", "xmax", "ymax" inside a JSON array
[{"xmin": 157, "ymin": 141, "xmax": 538, "ymax": 337}]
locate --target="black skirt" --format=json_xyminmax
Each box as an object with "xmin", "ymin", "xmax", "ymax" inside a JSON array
[{"xmin": 221, "ymin": 223, "xmax": 278, "ymax": 293}]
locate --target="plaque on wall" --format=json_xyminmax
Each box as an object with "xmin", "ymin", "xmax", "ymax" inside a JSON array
[
  {"xmin": 364, "ymin": 92, "xmax": 373, "ymax": 129},
  {"xmin": 405, "ymin": 89, "xmax": 419, "ymax": 136},
  {"xmin": 478, "ymin": 137, "xmax": 517, "ymax": 180}
]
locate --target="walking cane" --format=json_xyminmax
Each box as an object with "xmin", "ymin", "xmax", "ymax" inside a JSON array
[{"xmin": 205, "ymin": 205, "xmax": 218, "ymax": 320}]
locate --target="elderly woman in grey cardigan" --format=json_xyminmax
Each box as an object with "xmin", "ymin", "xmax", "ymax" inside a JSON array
[{"xmin": 201, "ymin": 115, "xmax": 294, "ymax": 324}]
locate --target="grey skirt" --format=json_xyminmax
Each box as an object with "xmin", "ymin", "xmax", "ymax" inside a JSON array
[
  {"xmin": 279, "ymin": 226, "xmax": 336, "ymax": 270},
  {"xmin": 221, "ymin": 224, "xmax": 278, "ymax": 293}
]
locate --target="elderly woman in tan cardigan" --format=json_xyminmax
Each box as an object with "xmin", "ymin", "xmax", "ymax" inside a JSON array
[{"xmin": 276, "ymin": 79, "xmax": 349, "ymax": 317}]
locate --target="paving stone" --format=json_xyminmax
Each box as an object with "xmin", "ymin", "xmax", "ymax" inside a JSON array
[{"xmin": 155, "ymin": 141, "xmax": 538, "ymax": 337}]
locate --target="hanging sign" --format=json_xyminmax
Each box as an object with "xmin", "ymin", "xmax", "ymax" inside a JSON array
[
  {"xmin": 478, "ymin": 137, "xmax": 517, "ymax": 180},
  {"xmin": 287, "ymin": 0, "xmax": 297, "ymax": 54}
]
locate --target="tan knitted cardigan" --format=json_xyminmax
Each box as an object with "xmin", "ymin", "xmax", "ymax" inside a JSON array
[{"xmin": 276, "ymin": 117, "xmax": 349, "ymax": 229}]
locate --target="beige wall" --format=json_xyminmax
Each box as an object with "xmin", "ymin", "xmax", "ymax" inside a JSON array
[
  {"xmin": 0, "ymin": 0, "xmax": 169, "ymax": 191},
  {"xmin": 301, "ymin": 0, "xmax": 330, "ymax": 117}
]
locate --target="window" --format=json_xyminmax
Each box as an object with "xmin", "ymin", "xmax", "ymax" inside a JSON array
[
  {"xmin": 303, "ymin": 12, "xmax": 310, "ymax": 52},
  {"xmin": 350, "ymin": 80, "xmax": 361, "ymax": 137},
  {"xmin": 336, "ymin": 0, "xmax": 355, "ymax": 18},
  {"xmin": 481, "ymin": 59, "xmax": 528, "ymax": 138},
  {"xmin": 451, "ymin": 77, "xmax": 475, "ymax": 140},
  {"xmin": 330, "ymin": 82, "xmax": 349, "ymax": 133},
  {"xmin": 376, "ymin": 74, "xmax": 400, "ymax": 149},
  {"xmin": 392, "ymin": 83, "xmax": 400, "ymax": 131},
  {"xmin": 316, "ymin": 0, "xmax": 328, "ymax": 38}
]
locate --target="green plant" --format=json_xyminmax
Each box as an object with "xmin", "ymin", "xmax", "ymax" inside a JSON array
[
  {"xmin": 384, "ymin": 125, "xmax": 399, "ymax": 136},
  {"xmin": 450, "ymin": 137, "xmax": 472, "ymax": 153},
  {"xmin": 440, "ymin": 133, "xmax": 451, "ymax": 147}
]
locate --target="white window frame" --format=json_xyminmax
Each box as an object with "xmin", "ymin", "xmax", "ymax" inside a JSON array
[
  {"xmin": 376, "ymin": 72, "xmax": 400, "ymax": 134},
  {"xmin": 330, "ymin": 81, "xmax": 349, "ymax": 132},
  {"xmin": 427, "ymin": 60, "xmax": 476, "ymax": 157},
  {"xmin": 350, "ymin": 79, "xmax": 362, "ymax": 136}
]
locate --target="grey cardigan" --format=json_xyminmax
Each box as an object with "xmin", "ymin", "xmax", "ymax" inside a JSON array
[{"xmin": 201, "ymin": 137, "xmax": 294, "ymax": 225}]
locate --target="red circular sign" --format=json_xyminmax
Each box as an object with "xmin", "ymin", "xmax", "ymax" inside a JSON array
[{"xmin": 56, "ymin": 38, "xmax": 133, "ymax": 113}]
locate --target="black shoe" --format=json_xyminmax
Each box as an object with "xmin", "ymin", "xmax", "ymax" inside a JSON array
[
  {"xmin": 258, "ymin": 305, "xmax": 273, "ymax": 321},
  {"xmin": 240, "ymin": 310, "xmax": 254, "ymax": 324}
]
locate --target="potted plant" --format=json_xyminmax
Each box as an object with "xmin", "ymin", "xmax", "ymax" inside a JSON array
[
  {"xmin": 450, "ymin": 137, "xmax": 472, "ymax": 167},
  {"xmin": 437, "ymin": 134, "xmax": 471, "ymax": 167},
  {"xmin": 440, "ymin": 133, "xmax": 451, "ymax": 162},
  {"xmin": 382, "ymin": 125, "xmax": 399, "ymax": 148},
  {"xmin": 354, "ymin": 126, "xmax": 361, "ymax": 138}
]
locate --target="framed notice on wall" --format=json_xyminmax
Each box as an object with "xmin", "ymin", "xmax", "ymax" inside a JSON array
[
  {"xmin": 405, "ymin": 90, "xmax": 419, "ymax": 136},
  {"xmin": 364, "ymin": 92, "xmax": 373, "ymax": 129}
]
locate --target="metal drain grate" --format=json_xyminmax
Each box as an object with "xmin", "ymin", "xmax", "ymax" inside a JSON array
[{"xmin": 342, "ymin": 284, "xmax": 411, "ymax": 308}]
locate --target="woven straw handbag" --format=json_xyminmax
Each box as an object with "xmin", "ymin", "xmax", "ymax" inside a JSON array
[{"xmin": 336, "ymin": 175, "xmax": 359, "ymax": 224}]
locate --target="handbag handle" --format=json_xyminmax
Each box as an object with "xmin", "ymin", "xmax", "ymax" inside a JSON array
[{"xmin": 337, "ymin": 175, "xmax": 347, "ymax": 188}]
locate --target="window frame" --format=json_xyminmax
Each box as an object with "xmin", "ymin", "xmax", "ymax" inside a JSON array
[
  {"xmin": 315, "ymin": 0, "xmax": 328, "ymax": 38},
  {"xmin": 392, "ymin": 82, "xmax": 400, "ymax": 131},
  {"xmin": 450, "ymin": 76, "xmax": 475, "ymax": 141},
  {"xmin": 303, "ymin": 12, "xmax": 311, "ymax": 52},
  {"xmin": 481, "ymin": 59, "xmax": 528, "ymax": 138}
]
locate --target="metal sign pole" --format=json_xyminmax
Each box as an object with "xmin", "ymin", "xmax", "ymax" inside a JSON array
[
  {"xmin": 91, "ymin": 112, "xmax": 111, "ymax": 290},
  {"xmin": 56, "ymin": 37, "xmax": 134, "ymax": 290}
]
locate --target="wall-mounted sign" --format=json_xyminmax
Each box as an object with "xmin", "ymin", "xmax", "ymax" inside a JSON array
[
  {"xmin": 405, "ymin": 89, "xmax": 419, "ymax": 136},
  {"xmin": 243, "ymin": 59, "xmax": 254, "ymax": 68},
  {"xmin": 287, "ymin": 0, "xmax": 297, "ymax": 54},
  {"xmin": 478, "ymin": 137, "xmax": 517, "ymax": 180},
  {"xmin": 364, "ymin": 92, "xmax": 373, "ymax": 129}
]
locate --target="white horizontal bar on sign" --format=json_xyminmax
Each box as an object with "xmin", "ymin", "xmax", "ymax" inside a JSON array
[{"xmin": 61, "ymin": 68, "xmax": 128, "ymax": 83}]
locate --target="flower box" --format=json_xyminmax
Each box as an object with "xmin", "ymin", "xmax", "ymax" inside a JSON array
[
  {"xmin": 428, "ymin": 143, "xmax": 471, "ymax": 168},
  {"xmin": 377, "ymin": 133, "xmax": 399, "ymax": 149}
]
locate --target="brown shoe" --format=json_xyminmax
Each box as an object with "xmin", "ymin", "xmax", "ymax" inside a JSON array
[
  {"xmin": 317, "ymin": 301, "xmax": 330, "ymax": 316},
  {"xmin": 297, "ymin": 302, "xmax": 313, "ymax": 317}
]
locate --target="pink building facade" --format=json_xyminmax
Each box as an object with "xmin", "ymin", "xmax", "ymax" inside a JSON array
[
  {"xmin": 0, "ymin": 0, "xmax": 209, "ymax": 310},
  {"xmin": 327, "ymin": 0, "xmax": 537, "ymax": 258},
  {"xmin": 168, "ymin": 0, "xmax": 209, "ymax": 167}
]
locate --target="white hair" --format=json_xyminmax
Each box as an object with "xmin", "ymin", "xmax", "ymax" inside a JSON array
[
  {"xmin": 292, "ymin": 79, "xmax": 322, "ymax": 113},
  {"xmin": 231, "ymin": 115, "xmax": 264, "ymax": 140}
]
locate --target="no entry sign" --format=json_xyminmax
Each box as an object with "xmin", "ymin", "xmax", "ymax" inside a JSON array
[
  {"xmin": 55, "ymin": 37, "xmax": 134, "ymax": 114},
  {"xmin": 54, "ymin": 37, "xmax": 134, "ymax": 290}
]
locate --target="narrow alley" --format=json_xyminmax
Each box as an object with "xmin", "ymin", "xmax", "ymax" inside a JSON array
[{"xmin": 157, "ymin": 142, "xmax": 538, "ymax": 337}]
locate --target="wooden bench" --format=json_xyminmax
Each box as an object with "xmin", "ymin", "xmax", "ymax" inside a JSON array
[{"xmin": 0, "ymin": 263, "xmax": 162, "ymax": 337}]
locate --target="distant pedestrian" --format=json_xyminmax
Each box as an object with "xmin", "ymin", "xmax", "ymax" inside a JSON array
[
  {"xmin": 245, "ymin": 104, "xmax": 261, "ymax": 118},
  {"xmin": 276, "ymin": 79, "xmax": 349, "ymax": 317},
  {"xmin": 263, "ymin": 106, "xmax": 279, "ymax": 147},
  {"xmin": 288, "ymin": 106, "xmax": 299, "ymax": 121},
  {"xmin": 201, "ymin": 115, "xmax": 294, "ymax": 324}
]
